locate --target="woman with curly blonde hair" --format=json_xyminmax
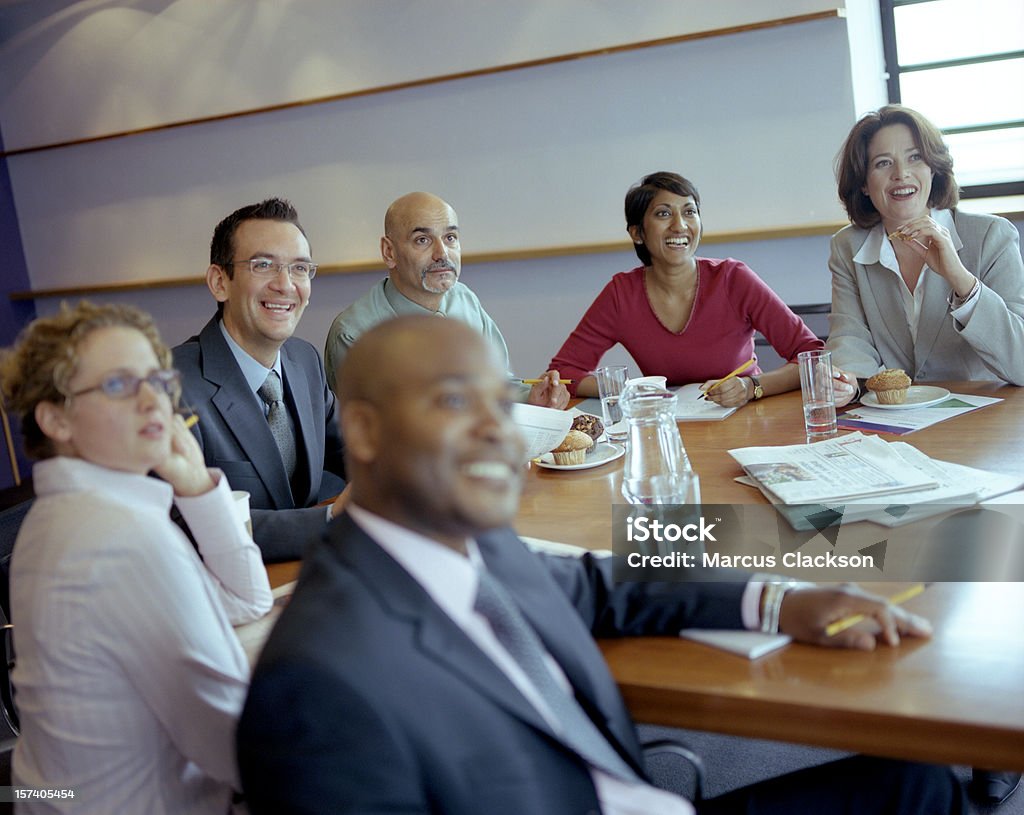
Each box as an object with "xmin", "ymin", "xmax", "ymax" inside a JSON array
[{"xmin": 1, "ymin": 301, "xmax": 271, "ymax": 814}]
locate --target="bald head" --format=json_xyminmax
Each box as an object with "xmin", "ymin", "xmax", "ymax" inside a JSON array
[
  {"xmin": 338, "ymin": 315, "xmax": 525, "ymax": 549},
  {"xmin": 384, "ymin": 192, "xmax": 455, "ymax": 238},
  {"xmin": 380, "ymin": 193, "xmax": 461, "ymax": 308}
]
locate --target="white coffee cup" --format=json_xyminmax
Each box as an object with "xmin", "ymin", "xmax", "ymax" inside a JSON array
[
  {"xmin": 231, "ymin": 490, "xmax": 253, "ymax": 537},
  {"xmin": 626, "ymin": 375, "xmax": 668, "ymax": 389}
]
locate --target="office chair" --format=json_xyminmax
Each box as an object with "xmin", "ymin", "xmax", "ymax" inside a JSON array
[
  {"xmin": 0, "ymin": 496, "xmax": 31, "ymax": 736},
  {"xmin": 642, "ymin": 737, "xmax": 706, "ymax": 803},
  {"xmin": 754, "ymin": 303, "xmax": 831, "ymax": 370}
]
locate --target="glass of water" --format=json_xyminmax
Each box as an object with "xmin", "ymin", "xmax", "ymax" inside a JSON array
[
  {"xmin": 594, "ymin": 365, "xmax": 629, "ymax": 444},
  {"xmin": 798, "ymin": 350, "xmax": 838, "ymax": 442}
]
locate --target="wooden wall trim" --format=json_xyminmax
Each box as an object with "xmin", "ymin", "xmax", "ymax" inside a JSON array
[
  {"xmin": 10, "ymin": 220, "xmax": 848, "ymax": 301},
  {"xmin": 2, "ymin": 10, "xmax": 842, "ymax": 158}
]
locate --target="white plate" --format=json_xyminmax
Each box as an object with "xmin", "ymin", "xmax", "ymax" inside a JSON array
[
  {"xmin": 860, "ymin": 386, "xmax": 951, "ymax": 410},
  {"xmin": 536, "ymin": 442, "xmax": 624, "ymax": 471}
]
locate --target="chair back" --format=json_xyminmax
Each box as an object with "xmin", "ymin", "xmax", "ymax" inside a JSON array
[
  {"xmin": 754, "ymin": 303, "xmax": 831, "ymax": 370},
  {"xmin": 0, "ymin": 399, "xmax": 21, "ymax": 488},
  {"xmin": 0, "ymin": 497, "xmax": 32, "ymax": 736}
]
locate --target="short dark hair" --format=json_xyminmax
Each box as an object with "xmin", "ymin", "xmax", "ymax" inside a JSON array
[
  {"xmin": 209, "ymin": 197, "xmax": 308, "ymax": 275},
  {"xmin": 624, "ymin": 172, "xmax": 701, "ymax": 265},
  {"xmin": 835, "ymin": 105, "xmax": 959, "ymax": 230},
  {"xmin": 209, "ymin": 198, "xmax": 308, "ymax": 315}
]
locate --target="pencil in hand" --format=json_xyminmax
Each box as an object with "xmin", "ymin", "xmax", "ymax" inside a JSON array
[
  {"xmin": 697, "ymin": 358, "xmax": 756, "ymax": 399},
  {"xmin": 824, "ymin": 583, "xmax": 927, "ymax": 637}
]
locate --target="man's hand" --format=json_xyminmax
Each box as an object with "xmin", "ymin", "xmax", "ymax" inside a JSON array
[
  {"xmin": 527, "ymin": 370, "xmax": 570, "ymax": 410},
  {"xmin": 779, "ymin": 584, "xmax": 932, "ymax": 651}
]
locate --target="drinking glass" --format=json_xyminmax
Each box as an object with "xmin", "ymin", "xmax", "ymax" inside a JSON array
[
  {"xmin": 594, "ymin": 365, "xmax": 629, "ymax": 444},
  {"xmin": 798, "ymin": 350, "xmax": 838, "ymax": 442}
]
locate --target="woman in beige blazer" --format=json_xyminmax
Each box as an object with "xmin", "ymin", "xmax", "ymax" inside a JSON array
[{"xmin": 827, "ymin": 105, "xmax": 1024, "ymax": 406}]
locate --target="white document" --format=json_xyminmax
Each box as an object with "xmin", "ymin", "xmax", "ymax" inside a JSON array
[
  {"xmin": 679, "ymin": 629, "xmax": 791, "ymax": 659},
  {"xmin": 672, "ymin": 383, "xmax": 739, "ymax": 421},
  {"xmin": 728, "ymin": 432, "xmax": 939, "ymax": 505},
  {"xmin": 511, "ymin": 402, "xmax": 573, "ymax": 461}
]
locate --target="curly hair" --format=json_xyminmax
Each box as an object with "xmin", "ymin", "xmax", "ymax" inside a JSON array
[
  {"xmin": 624, "ymin": 172, "xmax": 702, "ymax": 265},
  {"xmin": 836, "ymin": 105, "xmax": 959, "ymax": 229},
  {"xmin": 0, "ymin": 301, "xmax": 172, "ymax": 460}
]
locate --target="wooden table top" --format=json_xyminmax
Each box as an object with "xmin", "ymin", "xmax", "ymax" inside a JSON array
[
  {"xmin": 516, "ymin": 381, "xmax": 1022, "ymax": 548},
  {"xmin": 268, "ymin": 381, "xmax": 1024, "ymax": 770}
]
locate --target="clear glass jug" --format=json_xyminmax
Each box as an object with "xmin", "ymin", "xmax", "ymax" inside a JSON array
[{"xmin": 619, "ymin": 381, "xmax": 695, "ymax": 505}]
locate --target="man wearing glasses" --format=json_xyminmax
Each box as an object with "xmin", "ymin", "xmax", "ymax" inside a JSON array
[{"xmin": 174, "ymin": 198, "xmax": 346, "ymax": 561}]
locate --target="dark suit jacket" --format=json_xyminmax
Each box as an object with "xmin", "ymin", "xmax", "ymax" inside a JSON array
[
  {"xmin": 237, "ymin": 515, "xmax": 747, "ymax": 814},
  {"xmin": 172, "ymin": 317, "xmax": 346, "ymax": 561}
]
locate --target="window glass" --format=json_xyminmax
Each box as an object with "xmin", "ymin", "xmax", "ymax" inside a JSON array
[
  {"xmin": 894, "ymin": 0, "xmax": 1024, "ymax": 65},
  {"xmin": 898, "ymin": 59, "xmax": 1024, "ymax": 129},
  {"xmin": 945, "ymin": 128, "xmax": 1024, "ymax": 187}
]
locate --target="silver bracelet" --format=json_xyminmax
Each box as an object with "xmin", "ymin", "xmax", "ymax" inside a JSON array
[{"xmin": 759, "ymin": 578, "xmax": 813, "ymax": 634}]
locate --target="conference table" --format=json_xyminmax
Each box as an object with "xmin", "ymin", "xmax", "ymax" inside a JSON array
[{"xmin": 266, "ymin": 381, "xmax": 1024, "ymax": 772}]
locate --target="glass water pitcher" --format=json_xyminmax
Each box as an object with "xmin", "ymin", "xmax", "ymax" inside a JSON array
[{"xmin": 619, "ymin": 381, "xmax": 695, "ymax": 505}]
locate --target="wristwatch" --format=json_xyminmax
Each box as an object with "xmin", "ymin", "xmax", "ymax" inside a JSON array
[{"xmin": 747, "ymin": 375, "xmax": 764, "ymax": 401}]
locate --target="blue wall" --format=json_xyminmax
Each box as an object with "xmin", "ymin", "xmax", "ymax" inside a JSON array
[{"xmin": 0, "ymin": 125, "xmax": 36, "ymax": 490}]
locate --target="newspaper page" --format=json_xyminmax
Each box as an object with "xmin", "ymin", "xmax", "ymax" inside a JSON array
[
  {"xmin": 728, "ymin": 432, "xmax": 940, "ymax": 504},
  {"xmin": 511, "ymin": 403, "xmax": 573, "ymax": 461}
]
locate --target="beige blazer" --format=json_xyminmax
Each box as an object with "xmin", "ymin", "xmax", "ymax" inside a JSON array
[{"xmin": 826, "ymin": 210, "xmax": 1024, "ymax": 384}]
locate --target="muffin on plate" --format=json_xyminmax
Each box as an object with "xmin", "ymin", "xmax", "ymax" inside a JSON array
[
  {"xmin": 550, "ymin": 430, "xmax": 594, "ymax": 465},
  {"xmin": 570, "ymin": 414, "xmax": 604, "ymax": 444},
  {"xmin": 865, "ymin": 368, "xmax": 912, "ymax": 404}
]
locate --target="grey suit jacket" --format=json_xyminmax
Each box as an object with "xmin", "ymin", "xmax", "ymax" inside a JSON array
[
  {"xmin": 826, "ymin": 210, "xmax": 1024, "ymax": 384},
  {"xmin": 172, "ymin": 317, "xmax": 346, "ymax": 561},
  {"xmin": 237, "ymin": 516, "xmax": 747, "ymax": 814}
]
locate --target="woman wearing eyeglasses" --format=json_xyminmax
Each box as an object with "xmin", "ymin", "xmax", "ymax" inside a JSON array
[{"xmin": 0, "ymin": 301, "xmax": 272, "ymax": 814}]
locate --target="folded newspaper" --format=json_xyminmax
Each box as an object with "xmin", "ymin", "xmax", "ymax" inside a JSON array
[
  {"xmin": 728, "ymin": 432, "xmax": 940, "ymax": 505},
  {"xmin": 730, "ymin": 432, "xmax": 1023, "ymax": 528}
]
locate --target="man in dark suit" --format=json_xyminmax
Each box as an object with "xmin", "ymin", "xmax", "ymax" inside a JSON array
[
  {"xmin": 173, "ymin": 199, "xmax": 345, "ymax": 561},
  {"xmin": 237, "ymin": 316, "xmax": 964, "ymax": 814}
]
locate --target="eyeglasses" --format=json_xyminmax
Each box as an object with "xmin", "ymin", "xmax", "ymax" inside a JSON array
[
  {"xmin": 68, "ymin": 369, "xmax": 182, "ymax": 400},
  {"xmin": 231, "ymin": 258, "xmax": 317, "ymax": 281}
]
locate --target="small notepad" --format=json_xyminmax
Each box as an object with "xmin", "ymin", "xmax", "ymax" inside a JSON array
[{"xmin": 679, "ymin": 629, "xmax": 791, "ymax": 659}]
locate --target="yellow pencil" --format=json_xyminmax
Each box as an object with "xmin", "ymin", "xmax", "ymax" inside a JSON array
[
  {"xmin": 183, "ymin": 414, "xmax": 199, "ymax": 429},
  {"xmin": 698, "ymin": 358, "xmax": 756, "ymax": 398},
  {"xmin": 825, "ymin": 583, "xmax": 926, "ymax": 637},
  {"xmin": 517, "ymin": 378, "xmax": 575, "ymax": 385}
]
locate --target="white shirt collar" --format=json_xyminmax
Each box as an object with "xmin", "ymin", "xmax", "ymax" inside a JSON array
[
  {"xmin": 853, "ymin": 208, "xmax": 962, "ymax": 269},
  {"xmin": 346, "ymin": 503, "xmax": 479, "ymax": 624}
]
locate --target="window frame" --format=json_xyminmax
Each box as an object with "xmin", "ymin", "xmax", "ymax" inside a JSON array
[{"xmin": 878, "ymin": 0, "xmax": 1024, "ymax": 199}]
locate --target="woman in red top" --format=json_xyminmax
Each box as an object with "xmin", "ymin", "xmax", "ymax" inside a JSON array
[{"xmin": 551, "ymin": 172, "xmax": 856, "ymax": 407}]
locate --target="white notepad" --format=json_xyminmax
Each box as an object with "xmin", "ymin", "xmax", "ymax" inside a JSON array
[{"xmin": 679, "ymin": 629, "xmax": 791, "ymax": 659}]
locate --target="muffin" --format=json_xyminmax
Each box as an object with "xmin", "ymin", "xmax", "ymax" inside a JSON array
[
  {"xmin": 865, "ymin": 368, "xmax": 912, "ymax": 404},
  {"xmin": 570, "ymin": 414, "xmax": 604, "ymax": 445},
  {"xmin": 550, "ymin": 430, "xmax": 594, "ymax": 465}
]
